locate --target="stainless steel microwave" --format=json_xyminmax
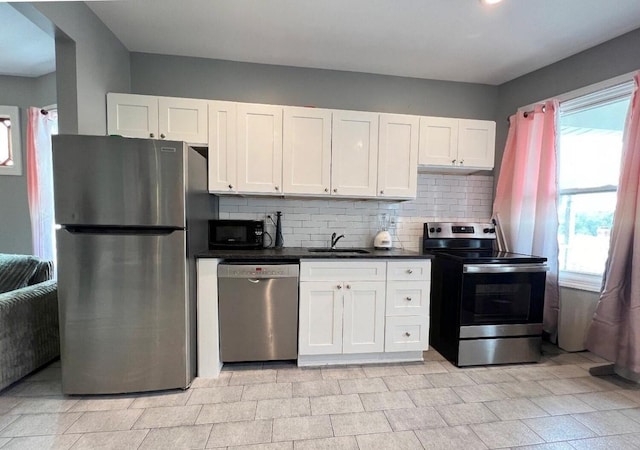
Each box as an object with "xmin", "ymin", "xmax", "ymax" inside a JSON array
[{"xmin": 208, "ymin": 219, "xmax": 264, "ymax": 249}]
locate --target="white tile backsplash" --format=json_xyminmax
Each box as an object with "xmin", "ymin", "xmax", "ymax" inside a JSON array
[{"xmin": 218, "ymin": 174, "xmax": 493, "ymax": 251}]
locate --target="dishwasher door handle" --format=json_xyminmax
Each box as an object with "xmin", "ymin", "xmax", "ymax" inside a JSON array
[{"xmin": 247, "ymin": 278, "xmax": 261, "ymax": 283}]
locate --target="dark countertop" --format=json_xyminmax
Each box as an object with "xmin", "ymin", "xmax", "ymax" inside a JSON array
[{"xmin": 196, "ymin": 247, "xmax": 432, "ymax": 261}]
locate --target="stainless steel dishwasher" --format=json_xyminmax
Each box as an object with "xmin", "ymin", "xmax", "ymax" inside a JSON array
[{"xmin": 218, "ymin": 263, "xmax": 299, "ymax": 362}]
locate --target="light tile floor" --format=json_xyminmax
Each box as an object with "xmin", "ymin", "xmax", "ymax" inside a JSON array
[{"xmin": 1, "ymin": 344, "xmax": 640, "ymax": 449}]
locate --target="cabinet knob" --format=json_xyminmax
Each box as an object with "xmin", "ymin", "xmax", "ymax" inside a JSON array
[
  {"xmin": 404, "ymin": 332, "xmax": 411, "ymax": 337},
  {"xmin": 380, "ymin": 190, "xmax": 384, "ymax": 195},
  {"xmin": 228, "ymin": 184, "xmax": 233, "ymax": 190},
  {"xmin": 333, "ymin": 188, "xmax": 338, "ymax": 193},
  {"xmin": 160, "ymin": 133, "xmax": 166, "ymax": 139},
  {"xmin": 407, "ymin": 269, "xmax": 413, "ymax": 274},
  {"xmin": 451, "ymin": 159, "xmax": 456, "ymax": 165},
  {"xmin": 406, "ymin": 297, "xmax": 412, "ymax": 301},
  {"xmin": 275, "ymin": 186, "xmax": 279, "ymax": 191},
  {"xmin": 150, "ymin": 133, "xmax": 155, "ymax": 138},
  {"xmin": 324, "ymin": 188, "xmax": 329, "ymax": 193},
  {"xmin": 346, "ymin": 284, "xmax": 351, "ymax": 290},
  {"xmin": 459, "ymin": 159, "xmax": 464, "ymax": 165},
  {"xmin": 337, "ymin": 285, "xmax": 342, "ymax": 290}
]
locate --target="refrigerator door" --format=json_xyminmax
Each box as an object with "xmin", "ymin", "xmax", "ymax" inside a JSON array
[
  {"xmin": 57, "ymin": 228, "xmax": 191, "ymax": 394},
  {"xmin": 53, "ymin": 135, "xmax": 186, "ymax": 227}
]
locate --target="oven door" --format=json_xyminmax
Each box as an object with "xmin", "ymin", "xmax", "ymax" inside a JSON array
[{"xmin": 460, "ymin": 264, "xmax": 547, "ymax": 331}]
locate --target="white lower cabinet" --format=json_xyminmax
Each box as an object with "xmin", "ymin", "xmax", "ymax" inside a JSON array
[
  {"xmin": 299, "ymin": 259, "xmax": 430, "ymax": 363},
  {"xmin": 342, "ymin": 282, "xmax": 385, "ymax": 354},
  {"xmin": 298, "ymin": 281, "xmax": 343, "ymax": 355},
  {"xmin": 384, "ymin": 316, "xmax": 429, "ymax": 352}
]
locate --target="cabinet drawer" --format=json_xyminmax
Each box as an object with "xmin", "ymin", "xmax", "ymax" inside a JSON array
[
  {"xmin": 386, "ymin": 281, "xmax": 430, "ymax": 316},
  {"xmin": 300, "ymin": 260, "xmax": 386, "ymax": 282},
  {"xmin": 384, "ymin": 316, "xmax": 429, "ymax": 352},
  {"xmin": 387, "ymin": 260, "xmax": 431, "ymax": 281}
]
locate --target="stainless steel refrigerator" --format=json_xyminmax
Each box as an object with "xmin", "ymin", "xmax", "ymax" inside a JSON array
[{"xmin": 52, "ymin": 135, "xmax": 215, "ymax": 394}]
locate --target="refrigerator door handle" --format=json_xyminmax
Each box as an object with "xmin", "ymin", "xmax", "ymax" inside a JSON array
[{"xmin": 64, "ymin": 226, "xmax": 181, "ymax": 236}]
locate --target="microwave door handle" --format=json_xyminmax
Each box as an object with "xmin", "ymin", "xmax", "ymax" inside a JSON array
[{"xmin": 463, "ymin": 264, "xmax": 549, "ymax": 274}]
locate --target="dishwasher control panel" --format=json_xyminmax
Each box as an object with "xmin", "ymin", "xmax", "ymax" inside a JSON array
[{"xmin": 218, "ymin": 263, "xmax": 300, "ymax": 279}]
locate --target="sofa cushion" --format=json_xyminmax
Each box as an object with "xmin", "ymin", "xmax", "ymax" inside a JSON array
[{"xmin": 0, "ymin": 254, "xmax": 46, "ymax": 294}]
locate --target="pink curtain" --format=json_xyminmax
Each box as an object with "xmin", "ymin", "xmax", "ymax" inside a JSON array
[
  {"xmin": 586, "ymin": 74, "xmax": 640, "ymax": 379},
  {"xmin": 493, "ymin": 100, "xmax": 560, "ymax": 341},
  {"xmin": 26, "ymin": 107, "xmax": 56, "ymax": 265}
]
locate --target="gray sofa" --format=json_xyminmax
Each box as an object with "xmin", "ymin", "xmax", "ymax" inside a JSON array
[{"xmin": 0, "ymin": 254, "xmax": 59, "ymax": 391}]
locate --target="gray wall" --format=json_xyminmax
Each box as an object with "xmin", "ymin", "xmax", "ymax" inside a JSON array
[
  {"xmin": 494, "ymin": 27, "xmax": 640, "ymax": 176},
  {"xmin": 30, "ymin": 2, "xmax": 131, "ymax": 135},
  {"xmin": 130, "ymin": 53, "xmax": 498, "ymax": 120},
  {"xmin": 0, "ymin": 73, "xmax": 57, "ymax": 254}
]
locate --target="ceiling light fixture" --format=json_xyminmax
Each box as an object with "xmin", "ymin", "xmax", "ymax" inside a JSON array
[{"xmin": 480, "ymin": 0, "xmax": 503, "ymax": 5}]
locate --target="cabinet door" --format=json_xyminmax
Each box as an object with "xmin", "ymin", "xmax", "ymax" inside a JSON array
[
  {"xmin": 378, "ymin": 113, "xmax": 419, "ymax": 199},
  {"xmin": 299, "ymin": 282, "xmax": 343, "ymax": 355},
  {"xmin": 237, "ymin": 104, "xmax": 283, "ymax": 194},
  {"xmin": 158, "ymin": 97, "xmax": 208, "ymax": 145},
  {"xmin": 457, "ymin": 119, "xmax": 496, "ymax": 169},
  {"xmin": 418, "ymin": 116, "xmax": 458, "ymax": 166},
  {"xmin": 342, "ymin": 281, "xmax": 385, "ymax": 354},
  {"xmin": 208, "ymin": 101, "xmax": 237, "ymax": 193},
  {"xmin": 331, "ymin": 111, "xmax": 379, "ymax": 197},
  {"xmin": 283, "ymin": 107, "xmax": 332, "ymax": 195},
  {"xmin": 107, "ymin": 93, "xmax": 158, "ymax": 139}
]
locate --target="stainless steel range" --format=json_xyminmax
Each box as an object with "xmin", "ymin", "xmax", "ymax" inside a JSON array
[{"xmin": 423, "ymin": 222, "xmax": 548, "ymax": 367}]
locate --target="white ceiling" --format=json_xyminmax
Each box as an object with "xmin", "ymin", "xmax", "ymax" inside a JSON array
[
  {"xmin": 87, "ymin": 0, "xmax": 640, "ymax": 85},
  {"xmin": 0, "ymin": 3, "xmax": 55, "ymax": 77}
]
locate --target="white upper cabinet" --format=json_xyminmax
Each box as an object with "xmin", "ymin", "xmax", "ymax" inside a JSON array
[
  {"xmin": 331, "ymin": 111, "xmax": 379, "ymax": 197},
  {"xmin": 107, "ymin": 93, "xmax": 208, "ymax": 145},
  {"xmin": 236, "ymin": 103, "xmax": 283, "ymax": 194},
  {"xmin": 457, "ymin": 119, "xmax": 496, "ymax": 169},
  {"xmin": 377, "ymin": 113, "xmax": 419, "ymax": 199},
  {"xmin": 107, "ymin": 93, "xmax": 158, "ymax": 139},
  {"xmin": 208, "ymin": 101, "xmax": 237, "ymax": 193},
  {"xmin": 418, "ymin": 116, "xmax": 458, "ymax": 166},
  {"xmin": 283, "ymin": 107, "xmax": 332, "ymax": 196},
  {"xmin": 158, "ymin": 97, "xmax": 208, "ymax": 145},
  {"xmin": 419, "ymin": 117, "xmax": 495, "ymax": 170}
]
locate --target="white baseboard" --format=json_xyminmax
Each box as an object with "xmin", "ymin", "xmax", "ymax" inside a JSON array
[{"xmin": 297, "ymin": 351, "xmax": 423, "ymax": 367}]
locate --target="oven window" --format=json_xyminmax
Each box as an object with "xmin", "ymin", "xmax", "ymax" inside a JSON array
[
  {"xmin": 461, "ymin": 272, "xmax": 545, "ymax": 326},
  {"xmin": 216, "ymin": 225, "xmax": 247, "ymax": 243}
]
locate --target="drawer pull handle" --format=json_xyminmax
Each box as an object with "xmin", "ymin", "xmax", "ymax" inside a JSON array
[
  {"xmin": 404, "ymin": 332, "xmax": 411, "ymax": 337},
  {"xmin": 406, "ymin": 297, "xmax": 412, "ymax": 301},
  {"xmin": 407, "ymin": 269, "xmax": 413, "ymax": 274}
]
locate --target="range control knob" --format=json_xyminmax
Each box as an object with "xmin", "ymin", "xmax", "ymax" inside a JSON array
[
  {"xmin": 436, "ymin": 227, "xmax": 442, "ymax": 233},
  {"xmin": 429, "ymin": 227, "xmax": 435, "ymax": 233},
  {"xmin": 489, "ymin": 228, "xmax": 496, "ymax": 233},
  {"xmin": 483, "ymin": 228, "xmax": 490, "ymax": 233}
]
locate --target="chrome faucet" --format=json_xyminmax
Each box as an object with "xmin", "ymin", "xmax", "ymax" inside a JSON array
[{"xmin": 330, "ymin": 232, "xmax": 345, "ymax": 249}]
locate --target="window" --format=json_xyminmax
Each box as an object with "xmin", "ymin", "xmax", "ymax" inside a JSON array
[
  {"xmin": 0, "ymin": 106, "xmax": 21, "ymax": 176},
  {"xmin": 557, "ymin": 82, "xmax": 633, "ymax": 290}
]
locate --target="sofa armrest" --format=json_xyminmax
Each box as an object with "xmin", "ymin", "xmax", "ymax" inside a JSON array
[{"xmin": 0, "ymin": 279, "xmax": 60, "ymax": 391}]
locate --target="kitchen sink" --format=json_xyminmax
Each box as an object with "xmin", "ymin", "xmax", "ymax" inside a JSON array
[{"xmin": 307, "ymin": 248, "xmax": 370, "ymax": 254}]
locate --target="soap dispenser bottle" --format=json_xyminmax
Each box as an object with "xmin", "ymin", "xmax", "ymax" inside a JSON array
[{"xmin": 275, "ymin": 211, "xmax": 284, "ymax": 248}]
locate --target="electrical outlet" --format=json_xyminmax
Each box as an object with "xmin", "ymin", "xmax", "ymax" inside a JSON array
[{"xmin": 389, "ymin": 215, "xmax": 397, "ymax": 229}]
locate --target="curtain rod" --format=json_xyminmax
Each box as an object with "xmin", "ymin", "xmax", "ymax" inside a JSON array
[{"xmin": 507, "ymin": 104, "xmax": 546, "ymax": 123}]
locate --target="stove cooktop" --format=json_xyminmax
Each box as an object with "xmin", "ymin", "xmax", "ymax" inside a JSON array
[{"xmin": 422, "ymin": 248, "xmax": 547, "ymax": 264}]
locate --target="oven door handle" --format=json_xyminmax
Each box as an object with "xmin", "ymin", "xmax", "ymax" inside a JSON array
[{"xmin": 463, "ymin": 263, "xmax": 548, "ymax": 273}]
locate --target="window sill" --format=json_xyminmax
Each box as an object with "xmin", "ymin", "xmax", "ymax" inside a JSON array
[{"xmin": 559, "ymin": 271, "xmax": 603, "ymax": 293}]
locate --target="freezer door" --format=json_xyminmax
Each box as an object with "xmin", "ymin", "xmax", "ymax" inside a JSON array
[
  {"xmin": 57, "ymin": 228, "xmax": 191, "ymax": 394},
  {"xmin": 53, "ymin": 135, "xmax": 186, "ymax": 227}
]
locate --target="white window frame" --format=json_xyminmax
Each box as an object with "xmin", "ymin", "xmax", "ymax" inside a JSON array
[
  {"xmin": 0, "ymin": 105, "xmax": 22, "ymax": 176},
  {"xmin": 556, "ymin": 80, "xmax": 634, "ymax": 292}
]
